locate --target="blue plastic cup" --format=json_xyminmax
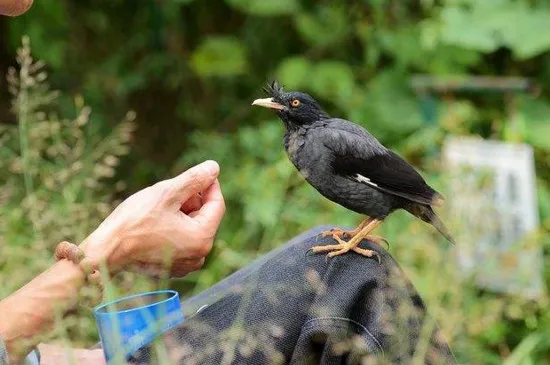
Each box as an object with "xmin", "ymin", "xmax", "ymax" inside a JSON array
[{"xmin": 94, "ymin": 290, "xmax": 184, "ymax": 363}]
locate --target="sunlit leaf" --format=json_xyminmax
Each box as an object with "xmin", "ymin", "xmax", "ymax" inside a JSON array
[
  {"xmin": 310, "ymin": 61, "xmax": 355, "ymax": 104},
  {"xmin": 502, "ymin": 8, "xmax": 550, "ymax": 59},
  {"xmin": 439, "ymin": 0, "xmax": 550, "ymax": 58},
  {"xmin": 190, "ymin": 36, "xmax": 247, "ymax": 77},
  {"xmin": 226, "ymin": 0, "xmax": 299, "ymax": 16},
  {"xmin": 294, "ymin": 5, "xmax": 349, "ymax": 46},
  {"xmin": 528, "ymin": 124, "xmax": 550, "ymax": 151},
  {"xmin": 347, "ymin": 70, "xmax": 423, "ymax": 142},
  {"xmin": 439, "ymin": 5, "xmax": 500, "ymax": 53},
  {"xmin": 502, "ymin": 332, "xmax": 544, "ymax": 365},
  {"xmin": 276, "ymin": 57, "xmax": 312, "ymax": 90}
]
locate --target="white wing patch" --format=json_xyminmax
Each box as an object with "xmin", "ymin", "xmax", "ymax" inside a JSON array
[{"xmin": 354, "ymin": 173, "xmax": 378, "ymax": 187}]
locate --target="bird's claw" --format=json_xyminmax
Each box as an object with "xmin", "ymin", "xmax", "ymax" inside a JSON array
[
  {"xmin": 308, "ymin": 243, "xmax": 381, "ymax": 263},
  {"xmin": 321, "ymin": 228, "xmax": 356, "ymax": 238},
  {"xmin": 366, "ymin": 235, "xmax": 390, "ymax": 249},
  {"xmin": 321, "ymin": 228, "xmax": 351, "ymax": 239},
  {"xmin": 352, "ymin": 247, "xmax": 381, "ymax": 264},
  {"xmin": 321, "ymin": 229, "xmax": 389, "ymax": 250},
  {"xmin": 305, "ymin": 247, "xmax": 317, "ymax": 257}
]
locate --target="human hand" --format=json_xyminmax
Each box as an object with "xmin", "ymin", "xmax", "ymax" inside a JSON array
[
  {"xmin": 0, "ymin": 0, "xmax": 33, "ymax": 16},
  {"xmin": 38, "ymin": 344, "xmax": 106, "ymax": 365},
  {"xmin": 81, "ymin": 160, "xmax": 225, "ymax": 277}
]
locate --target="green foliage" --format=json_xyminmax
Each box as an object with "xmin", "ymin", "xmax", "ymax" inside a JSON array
[
  {"xmin": 1, "ymin": 0, "xmax": 550, "ymax": 362},
  {"xmin": 294, "ymin": 5, "xmax": 349, "ymax": 47},
  {"xmin": 191, "ymin": 36, "xmax": 248, "ymax": 78},
  {"xmin": 439, "ymin": 0, "xmax": 550, "ymax": 59},
  {"xmin": 0, "ymin": 38, "xmax": 151, "ymax": 345},
  {"xmin": 276, "ymin": 57, "xmax": 311, "ymax": 89},
  {"xmin": 227, "ymin": 0, "xmax": 300, "ymax": 16}
]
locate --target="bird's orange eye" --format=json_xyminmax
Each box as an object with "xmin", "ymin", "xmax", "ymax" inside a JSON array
[{"xmin": 291, "ymin": 99, "xmax": 301, "ymax": 107}]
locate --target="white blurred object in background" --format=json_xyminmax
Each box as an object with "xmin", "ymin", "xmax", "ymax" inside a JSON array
[{"xmin": 443, "ymin": 137, "xmax": 544, "ymax": 299}]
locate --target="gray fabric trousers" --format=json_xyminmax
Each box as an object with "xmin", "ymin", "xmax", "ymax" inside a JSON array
[{"xmin": 128, "ymin": 226, "xmax": 457, "ymax": 365}]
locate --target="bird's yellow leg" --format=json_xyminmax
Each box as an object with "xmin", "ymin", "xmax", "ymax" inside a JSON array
[
  {"xmin": 310, "ymin": 219, "xmax": 384, "ymax": 262},
  {"xmin": 321, "ymin": 218, "xmax": 389, "ymax": 248},
  {"xmin": 309, "ymin": 234, "xmax": 349, "ymax": 254},
  {"xmin": 321, "ymin": 217, "xmax": 372, "ymax": 239}
]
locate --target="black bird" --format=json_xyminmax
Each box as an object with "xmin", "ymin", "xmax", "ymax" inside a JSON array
[{"xmin": 252, "ymin": 81, "xmax": 455, "ymax": 261}]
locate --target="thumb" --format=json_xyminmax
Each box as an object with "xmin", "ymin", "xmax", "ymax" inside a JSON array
[
  {"xmin": 192, "ymin": 179, "xmax": 225, "ymax": 233},
  {"xmin": 166, "ymin": 160, "xmax": 220, "ymax": 206}
]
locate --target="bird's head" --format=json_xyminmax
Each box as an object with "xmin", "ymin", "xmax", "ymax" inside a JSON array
[{"xmin": 252, "ymin": 81, "xmax": 329, "ymax": 129}]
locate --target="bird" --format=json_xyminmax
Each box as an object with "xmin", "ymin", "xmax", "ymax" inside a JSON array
[{"xmin": 251, "ymin": 81, "xmax": 455, "ymax": 261}]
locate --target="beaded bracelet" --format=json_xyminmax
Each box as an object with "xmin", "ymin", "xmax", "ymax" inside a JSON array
[{"xmin": 54, "ymin": 241, "xmax": 104, "ymax": 306}]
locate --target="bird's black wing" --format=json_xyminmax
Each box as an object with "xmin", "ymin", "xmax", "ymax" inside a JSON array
[{"xmin": 318, "ymin": 119, "xmax": 442, "ymax": 205}]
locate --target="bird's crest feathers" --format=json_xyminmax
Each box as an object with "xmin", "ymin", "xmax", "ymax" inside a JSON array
[{"xmin": 263, "ymin": 80, "xmax": 284, "ymax": 99}]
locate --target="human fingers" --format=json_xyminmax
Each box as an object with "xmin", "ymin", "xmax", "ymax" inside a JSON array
[
  {"xmin": 192, "ymin": 179, "xmax": 225, "ymax": 234},
  {"xmin": 0, "ymin": 0, "xmax": 33, "ymax": 16},
  {"xmin": 180, "ymin": 193, "xmax": 202, "ymax": 214},
  {"xmin": 170, "ymin": 257, "xmax": 205, "ymax": 277},
  {"xmin": 165, "ymin": 160, "xmax": 219, "ymax": 207},
  {"xmin": 130, "ymin": 257, "xmax": 205, "ymax": 278}
]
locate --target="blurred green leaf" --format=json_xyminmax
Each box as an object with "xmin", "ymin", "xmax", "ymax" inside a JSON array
[
  {"xmin": 226, "ymin": 0, "xmax": 299, "ymax": 16},
  {"xmin": 294, "ymin": 5, "xmax": 349, "ymax": 46},
  {"xmin": 379, "ymin": 25, "xmax": 425, "ymax": 68},
  {"xmin": 503, "ymin": 332, "xmax": 544, "ymax": 365},
  {"xmin": 276, "ymin": 57, "xmax": 312, "ymax": 90},
  {"xmin": 8, "ymin": 0, "xmax": 69, "ymax": 68},
  {"xmin": 242, "ymin": 160, "xmax": 290, "ymax": 227},
  {"xmin": 537, "ymin": 181, "xmax": 550, "ymax": 235},
  {"xmin": 439, "ymin": 5, "xmax": 501, "ymax": 53},
  {"xmin": 190, "ymin": 36, "xmax": 248, "ymax": 77},
  {"xmin": 517, "ymin": 97, "xmax": 550, "ymax": 150},
  {"xmin": 503, "ymin": 9, "xmax": 550, "ymax": 59},
  {"xmin": 310, "ymin": 61, "xmax": 355, "ymax": 104},
  {"xmin": 528, "ymin": 124, "xmax": 550, "ymax": 151},
  {"xmin": 439, "ymin": 0, "xmax": 550, "ymax": 58},
  {"xmin": 348, "ymin": 70, "xmax": 423, "ymax": 141}
]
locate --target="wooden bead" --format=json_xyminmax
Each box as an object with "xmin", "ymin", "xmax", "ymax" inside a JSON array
[{"xmin": 54, "ymin": 240, "xmax": 103, "ymax": 306}]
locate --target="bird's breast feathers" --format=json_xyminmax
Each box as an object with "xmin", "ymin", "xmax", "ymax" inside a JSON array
[
  {"xmin": 283, "ymin": 130, "xmax": 321, "ymax": 181},
  {"xmin": 285, "ymin": 131, "xmax": 303, "ymax": 159}
]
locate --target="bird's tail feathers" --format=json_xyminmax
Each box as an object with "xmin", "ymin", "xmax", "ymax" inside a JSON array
[
  {"xmin": 431, "ymin": 192, "xmax": 444, "ymax": 207},
  {"xmin": 408, "ymin": 204, "xmax": 456, "ymax": 244}
]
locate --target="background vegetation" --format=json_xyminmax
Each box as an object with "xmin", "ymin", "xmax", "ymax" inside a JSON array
[{"xmin": 1, "ymin": 0, "xmax": 550, "ymax": 363}]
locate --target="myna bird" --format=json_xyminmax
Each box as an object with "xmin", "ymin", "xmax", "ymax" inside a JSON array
[{"xmin": 252, "ymin": 81, "xmax": 455, "ymax": 261}]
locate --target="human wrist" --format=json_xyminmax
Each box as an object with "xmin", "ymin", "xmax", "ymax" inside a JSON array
[{"xmin": 79, "ymin": 228, "xmax": 127, "ymax": 275}]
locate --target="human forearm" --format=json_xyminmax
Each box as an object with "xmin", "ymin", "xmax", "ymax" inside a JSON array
[{"xmin": 0, "ymin": 260, "xmax": 85, "ymax": 363}]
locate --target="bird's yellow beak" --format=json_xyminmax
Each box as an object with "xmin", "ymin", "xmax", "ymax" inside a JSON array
[{"xmin": 251, "ymin": 98, "xmax": 285, "ymax": 110}]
